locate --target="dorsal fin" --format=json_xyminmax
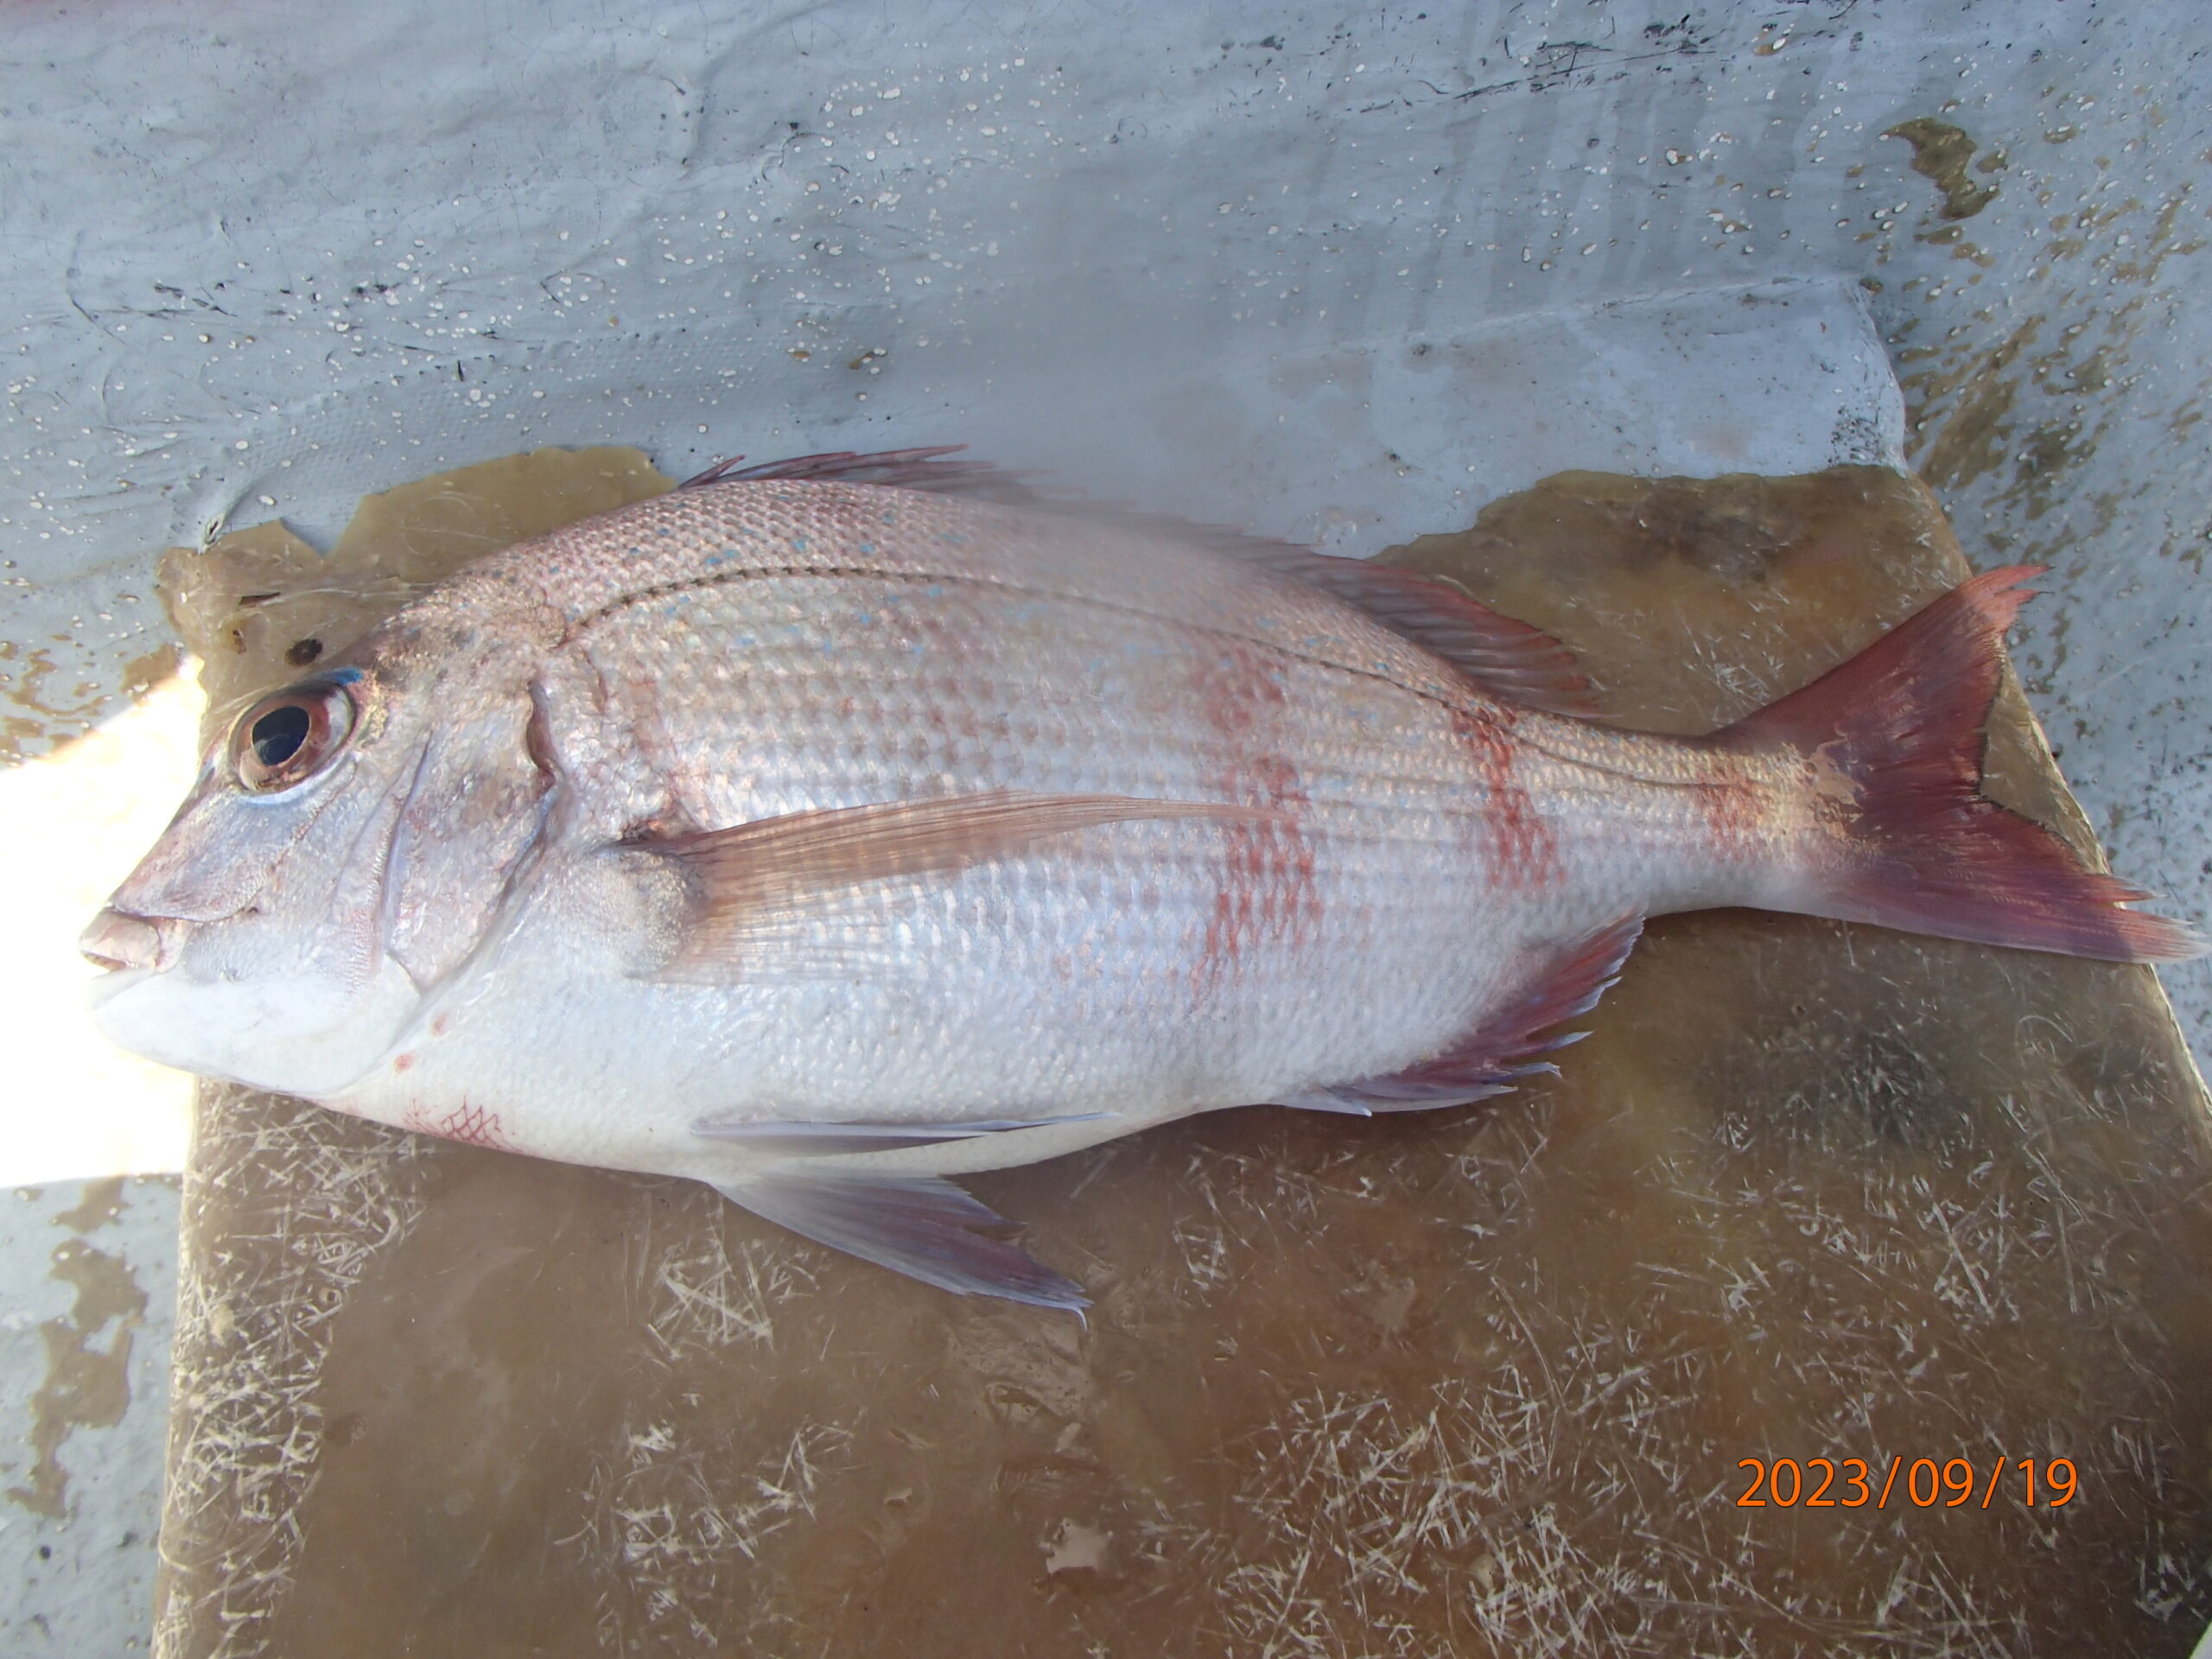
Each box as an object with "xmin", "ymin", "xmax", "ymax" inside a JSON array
[
  {"xmin": 1197, "ymin": 543, "xmax": 1602, "ymax": 717},
  {"xmin": 678, "ymin": 446, "xmax": 1600, "ymax": 716},
  {"xmin": 678, "ymin": 446, "xmax": 1041, "ymax": 498}
]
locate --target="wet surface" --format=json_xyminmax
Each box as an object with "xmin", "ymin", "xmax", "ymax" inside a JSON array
[
  {"xmin": 153, "ymin": 456, "xmax": 2212, "ymax": 1656},
  {"xmin": 3, "ymin": 1176, "xmax": 176, "ymax": 1657},
  {"xmin": 7, "ymin": 1227, "xmax": 148, "ymax": 1520},
  {"xmin": 1881, "ymin": 118, "xmax": 2003, "ymax": 223}
]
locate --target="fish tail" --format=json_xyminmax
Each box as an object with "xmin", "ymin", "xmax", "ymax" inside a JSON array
[{"xmin": 1716, "ymin": 565, "xmax": 2204, "ymax": 963}]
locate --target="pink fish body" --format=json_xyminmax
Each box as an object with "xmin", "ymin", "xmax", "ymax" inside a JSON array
[{"xmin": 84, "ymin": 451, "xmax": 2201, "ymax": 1307}]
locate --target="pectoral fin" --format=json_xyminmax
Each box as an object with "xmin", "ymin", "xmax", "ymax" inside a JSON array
[
  {"xmin": 635, "ymin": 790, "xmax": 1276, "ymax": 980},
  {"xmin": 712, "ymin": 1172, "xmax": 1089, "ymax": 1310}
]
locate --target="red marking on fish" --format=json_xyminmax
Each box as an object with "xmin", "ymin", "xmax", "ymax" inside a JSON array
[
  {"xmin": 1694, "ymin": 760, "xmax": 1764, "ymax": 871},
  {"xmin": 1190, "ymin": 643, "xmax": 1319, "ymax": 991},
  {"xmin": 1451, "ymin": 706, "xmax": 1560, "ymax": 889},
  {"xmin": 401, "ymin": 1098, "xmax": 514, "ymax": 1151},
  {"xmin": 392, "ymin": 1052, "xmax": 416, "ymax": 1073}
]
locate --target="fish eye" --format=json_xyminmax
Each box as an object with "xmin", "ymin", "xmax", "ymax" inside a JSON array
[{"xmin": 231, "ymin": 679, "xmax": 358, "ymax": 793}]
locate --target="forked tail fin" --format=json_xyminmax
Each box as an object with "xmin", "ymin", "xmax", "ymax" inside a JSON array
[{"xmin": 1716, "ymin": 565, "xmax": 2203, "ymax": 963}]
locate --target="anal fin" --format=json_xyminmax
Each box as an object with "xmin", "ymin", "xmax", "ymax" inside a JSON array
[
  {"xmin": 712, "ymin": 1172, "xmax": 1088, "ymax": 1311},
  {"xmin": 1287, "ymin": 912, "xmax": 1643, "ymax": 1112}
]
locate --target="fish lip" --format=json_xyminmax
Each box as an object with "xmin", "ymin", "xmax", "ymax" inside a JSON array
[
  {"xmin": 85, "ymin": 963, "xmax": 153, "ymax": 1013},
  {"xmin": 79, "ymin": 907, "xmax": 187, "ymax": 976}
]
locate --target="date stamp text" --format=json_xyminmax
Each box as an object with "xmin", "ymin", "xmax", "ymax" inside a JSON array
[{"xmin": 1736, "ymin": 1456, "xmax": 2077, "ymax": 1510}]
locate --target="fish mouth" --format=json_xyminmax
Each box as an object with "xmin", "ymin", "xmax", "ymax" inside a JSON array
[{"xmin": 80, "ymin": 907, "xmax": 187, "ymax": 976}]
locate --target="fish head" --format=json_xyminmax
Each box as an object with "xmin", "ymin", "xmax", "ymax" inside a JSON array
[{"xmin": 83, "ymin": 597, "xmax": 556, "ymax": 1096}]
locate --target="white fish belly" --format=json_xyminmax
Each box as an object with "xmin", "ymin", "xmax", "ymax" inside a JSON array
[{"xmin": 338, "ymin": 823, "xmax": 1605, "ymax": 1177}]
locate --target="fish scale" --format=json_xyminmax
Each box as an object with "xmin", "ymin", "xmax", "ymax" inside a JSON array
[
  {"xmin": 83, "ymin": 458, "xmax": 2201, "ymax": 1308},
  {"xmin": 556, "ymin": 571, "xmax": 1534, "ymax": 1092}
]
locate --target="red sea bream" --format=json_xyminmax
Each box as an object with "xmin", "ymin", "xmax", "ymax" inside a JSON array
[{"xmin": 81, "ymin": 450, "xmax": 2203, "ymax": 1308}]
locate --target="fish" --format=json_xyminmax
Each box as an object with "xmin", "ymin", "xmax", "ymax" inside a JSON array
[{"xmin": 82, "ymin": 448, "xmax": 2203, "ymax": 1310}]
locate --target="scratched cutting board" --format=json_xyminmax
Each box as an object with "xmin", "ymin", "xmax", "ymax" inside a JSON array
[{"xmin": 150, "ymin": 454, "xmax": 2212, "ymax": 1658}]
